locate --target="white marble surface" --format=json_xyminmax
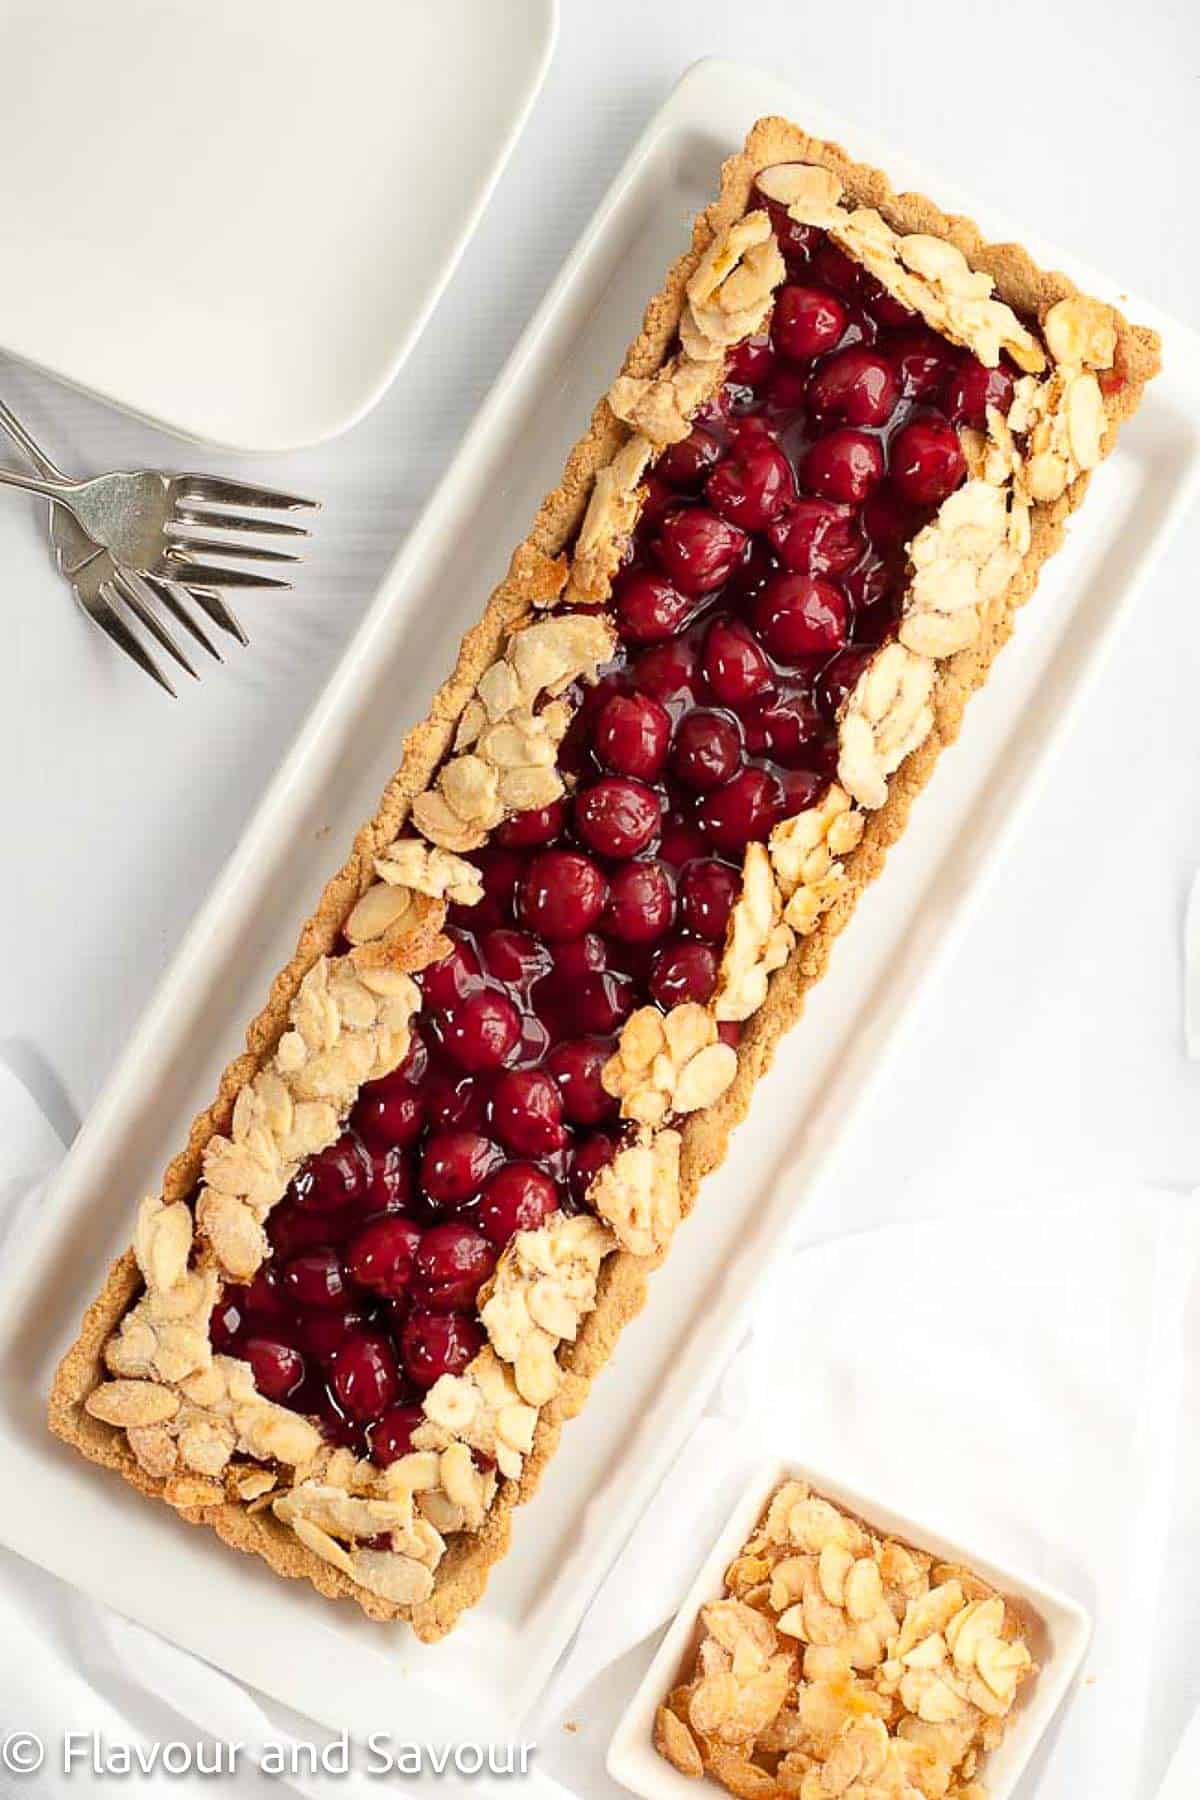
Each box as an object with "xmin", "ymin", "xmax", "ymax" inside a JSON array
[{"xmin": 4, "ymin": 1, "xmax": 1199, "ymax": 1792}]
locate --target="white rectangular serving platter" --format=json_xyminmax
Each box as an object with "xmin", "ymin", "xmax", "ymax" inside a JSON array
[
  {"xmin": 1, "ymin": 56, "xmax": 1198, "ymax": 1742},
  {"xmin": 607, "ymin": 1459, "xmax": 1092, "ymax": 1800}
]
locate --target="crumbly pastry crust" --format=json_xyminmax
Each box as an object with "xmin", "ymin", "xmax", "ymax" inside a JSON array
[
  {"xmin": 49, "ymin": 115, "xmax": 1159, "ymax": 1641},
  {"xmin": 654, "ymin": 1478, "xmax": 1036, "ymax": 1799}
]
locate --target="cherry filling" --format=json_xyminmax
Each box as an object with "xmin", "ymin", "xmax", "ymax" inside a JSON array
[{"xmin": 210, "ymin": 198, "xmax": 1013, "ymax": 1463}]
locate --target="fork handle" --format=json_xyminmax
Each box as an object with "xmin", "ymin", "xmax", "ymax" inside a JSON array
[
  {"xmin": 0, "ymin": 398, "xmax": 70, "ymax": 482},
  {"xmin": 0, "ymin": 465, "xmax": 73, "ymax": 501}
]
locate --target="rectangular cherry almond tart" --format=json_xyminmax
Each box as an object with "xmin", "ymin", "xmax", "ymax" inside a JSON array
[{"xmin": 50, "ymin": 116, "xmax": 1158, "ymax": 1644}]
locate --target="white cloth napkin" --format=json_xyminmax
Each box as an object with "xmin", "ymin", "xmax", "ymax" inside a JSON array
[
  {"xmin": 3, "ymin": 1058, "xmax": 1198, "ymax": 1800},
  {"xmin": 531, "ymin": 1190, "xmax": 1200, "ymax": 1800}
]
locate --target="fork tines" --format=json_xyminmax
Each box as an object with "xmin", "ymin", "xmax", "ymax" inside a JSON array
[
  {"xmin": 179, "ymin": 475, "xmax": 319, "ymax": 513},
  {"xmin": 164, "ymin": 475, "xmax": 319, "ymax": 593}
]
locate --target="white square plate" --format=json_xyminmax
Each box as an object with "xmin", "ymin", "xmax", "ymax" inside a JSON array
[
  {"xmin": 0, "ymin": 0, "xmax": 556, "ymax": 450},
  {"xmin": 0, "ymin": 59, "xmax": 1196, "ymax": 1739},
  {"xmin": 607, "ymin": 1459, "xmax": 1092, "ymax": 1800}
]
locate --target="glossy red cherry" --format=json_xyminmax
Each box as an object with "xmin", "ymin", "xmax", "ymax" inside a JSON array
[
  {"xmin": 842, "ymin": 556, "xmax": 892, "ymax": 611},
  {"xmin": 852, "ymin": 597, "xmax": 901, "ymax": 650},
  {"xmin": 268, "ymin": 1201, "xmax": 343, "ymax": 1260},
  {"xmin": 385, "ymin": 1293, "xmax": 413, "ymax": 1338},
  {"xmin": 369, "ymin": 1404, "xmax": 425, "ymax": 1467},
  {"xmin": 808, "ymin": 347, "xmax": 898, "ymax": 427},
  {"xmin": 741, "ymin": 690, "xmax": 824, "ymax": 766},
  {"xmin": 670, "ymin": 708, "xmax": 742, "ymax": 791},
  {"xmin": 859, "ymin": 275, "xmax": 915, "ymax": 328},
  {"xmin": 393, "ymin": 1027, "xmax": 430, "ymax": 1087},
  {"xmin": 442, "ymin": 989, "xmax": 521, "ymax": 1071},
  {"xmin": 574, "ymin": 968, "xmax": 635, "ymax": 1034},
  {"xmin": 632, "ymin": 638, "xmax": 703, "ymax": 708},
  {"xmin": 346, "ymin": 1214, "xmax": 423, "ymax": 1298},
  {"xmin": 658, "ymin": 810, "xmax": 706, "ymax": 868},
  {"xmin": 702, "ymin": 617, "xmax": 773, "ymax": 710},
  {"xmin": 773, "ymin": 285, "xmax": 847, "ymax": 361},
  {"xmin": 568, "ymin": 1132, "xmax": 618, "ymax": 1205},
  {"xmin": 292, "ymin": 1133, "xmax": 370, "ymax": 1212},
  {"xmin": 242, "ymin": 1265, "xmax": 291, "ymax": 1328},
  {"xmin": 545, "ymin": 1037, "xmax": 616, "ymax": 1125},
  {"xmin": 575, "ymin": 778, "xmax": 661, "ymax": 860},
  {"xmin": 420, "ymin": 1130, "xmax": 501, "ymax": 1208},
  {"xmin": 818, "ymin": 648, "xmax": 876, "ymax": 717},
  {"xmin": 612, "ymin": 568, "xmax": 696, "ymax": 643},
  {"xmin": 282, "ymin": 1248, "xmax": 350, "ymax": 1310},
  {"xmin": 402, "ymin": 1310, "xmax": 483, "ymax": 1388},
  {"xmin": 779, "ymin": 768, "xmax": 826, "ymax": 818},
  {"xmin": 651, "ymin": 506, "xmax": 747, "ymax": 596},
  {"xmin": 798, "ymin": 429, "xmax": 884, "ymax": 504},
  {"xmin": 658, "ymin": 426, "xmax": 722, "ymax": 490},
  {"xmin": 751, "ymin": 572, "xmax": 849, "ymax": 660},
  {"xmin": 360, "ymin": 1145, "xmax": 413, "ymax": 1217},
  {"xmin": 764, "ymin": 364, "xmax": 812, "ymax": 414},
  {"xmin": 593, "ymin": 692, "xmax": 671, "ymax": 779},
  {"xmin": 890, "ymin": 418, "xmax": 966, "ymax": 506},
  {"xmin": 490, "ymin": 1067, "xmax": 566, "ymax": 1155},
  {"xmin": 420, "ymin": 936, "xmax": 482, "ymax": 1013},
  {"xmin": 678, "ymin": 859, "xmax": 740, "ymax": 941},
  {"xmin": 889, "ymin": 328, "xmax": 958, "ymax": 400},
  {"xmin": 649, "ymin": 939, "xmax": 719, "ymax": 1008},
  {"xmin": 705, "ymin": 436, "xmax": 794, "ymax": 531},
  {"xmin": 517, "ymin": 1012, "xmax": 550, "ymax": 1066},
  {"xmin": 639, "ymin": 471, "xmax": 677, "ymax": 526},
  {"xmin": 722, "ymin": 534, "xmax": 778, "ymax": 612},
  {"xmin": 424, "ymin": 1071, "xmax": 489, "ymax": 1133},
  {"xmin": 412, "ymin": 1222, "xmax": 497, "ymax": 1312},
  {"xmin": 553, "ymin": 931, "xmax": 606, "ymax": 979},
  {"xmin": 352, "ymin": 1079, "xmax": 424, "ymax": 1152},
  {"xmin": 330, "ymin": 1332, "xmax": 400, "ymax": 1422},
  {"xmin": 943, "ymin": 357, "xmax": 1015, "ymax": 427},
  {"xmin": 602, "ymin": 860, "xmax": 675, "ymax": 943},
  {"xmin": 210, "ymin": 1293, "xmax": 245, "ymax": 1353},
  {"xmin": 757, "ymin": 193, "xmax": 819, "ymax": 265},
  {"xmin": 811, "ymin": 242, "xmax": 863, "ymax": 295},
  {"xmin": 727, "ymin": 414, "xmax": 776, "ymax": 445},
  {"xmin": 862, "ymin": 483, "xmax": 919, "ymax": 550},
  {"xmin": 495, "ymin": 798, "xmax": 567, "ymax": 849},
  {"xmin": 767, "ymin": 498, "xmax": 861, "ymax": 575},
  {"xmin": 478, "ymin": 1163, "xmax": 560, "ymax": 1245},
  {"xmin": 518, "ymin": 849, "xmax": 608, "ymax": 940},
  {"xmin": 479, "ymin": 927, "xmax": 551, "ymax": 988},
  {"xmin": 294, "ymin": 1302, "xmax": 366, "ymax": 1360},
  {"xmin": 697, "ymin": 767, "xmax": 783, "ymax": 854},
  {"xmin": 726, "ymin": 331, "xmax": 775, "ymax": 386},
  {"xmin": 470, "ymin": 847, "xmax": 522, "ymax": 931},
  {"xmin": 243, "ymin": 1338, "xmax": 305, "ymax": 1402}
]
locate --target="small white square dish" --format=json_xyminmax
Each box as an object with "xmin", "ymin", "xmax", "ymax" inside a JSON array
[
  {"xmin": 0, "ymin": 0, "xmax": 557, "ymax": 451},
  {"xmin": 607, "ymin": 1459, "xmax": 1092, "ymax": 1800}
]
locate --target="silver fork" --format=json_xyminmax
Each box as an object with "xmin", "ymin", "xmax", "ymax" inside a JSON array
[
  {"xmin": 0, "ymin": 400, "xmax": 241, "ymax": 693},
  {"xmin": 0, "ymin": 403, "xmax": 317, "ymax": 694},
  {"xmin": 0, "ymin": 457, "xmax": 316, "ymax": 585}
]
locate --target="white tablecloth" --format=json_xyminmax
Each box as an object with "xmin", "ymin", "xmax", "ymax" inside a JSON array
[{"xmin": 5, "ymin": 0, "xmax": 1200, "ymax": 1792}]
